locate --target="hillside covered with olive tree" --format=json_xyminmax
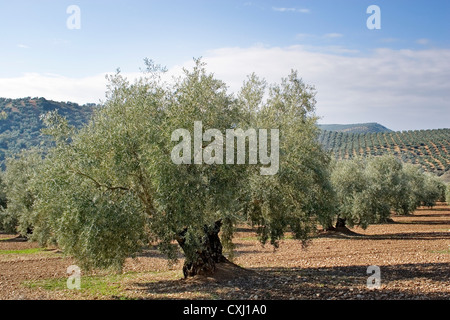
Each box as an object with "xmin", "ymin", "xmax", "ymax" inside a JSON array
[
  {"xmin": 1, "ymin": 97, "xmax": 449, "ymax": 178},
  {"xmin": 0, "ymin": 97, "xmax": 96, "ymax": 168},
  {"xmin": 318, "ymin": 128, "xmax": 450, "ymax": 176}
]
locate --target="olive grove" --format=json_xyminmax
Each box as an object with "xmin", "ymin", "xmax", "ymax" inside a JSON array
[
  {"xmin": 0, "ymin": 60, "xmax": 447, "ymax": 277},
  {"xmin": 12, "ymin": 60, "xmax": 335, "ymax": 276},
  {"xmin": 330, "ymin": 154, "xmax": 446, "ymax": 230}
]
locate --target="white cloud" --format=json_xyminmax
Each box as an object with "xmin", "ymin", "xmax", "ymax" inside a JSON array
[
  {"xmin": 272, "ymin": 7, "xmax": 310, "ymax": 13},
  {"xmin": 0, "ymin": 72, "xmax": 135, "ymax": 105},
  {"xmin": 324, "ymin": 33, "xmax": 343, "ymax": 38},
  {"xmin": 17, "ymin": 44, "xmax": 30, "ymax": 49},
  {"xmin": 174, "ymin": 45, "xmax": 450, "ymax": 131},
  {"xmin": 416, "ymin": 38, "xmax": 430, "ymax": 45}
]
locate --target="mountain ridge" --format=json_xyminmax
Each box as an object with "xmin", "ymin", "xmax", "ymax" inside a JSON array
[
  {"xmin": 0, "ymin": 97, "xmax": 96, "ymax": 167},
  {"xmin": 317, "ymin": 122, "xmax": 392, "ymax": 133}
]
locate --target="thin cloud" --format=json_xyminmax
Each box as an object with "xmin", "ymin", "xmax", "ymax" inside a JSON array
[
  {"xmin": 296, "ymin": 33, "xmax": 344, "ymax": 41},
  {"xmin": 295, "ymin": 33, "xmax": 314, "ymax": 40},
  {"xmin": 272, "ymin": 7, "xmax": 310, "ymax": 13},
  {"xmin": 380, "ymin": 38, "xmax": 400, "ymax": 43},
  {"xmin": 324, "ymin": 33, "xmax": 343, "ymax": 38},
  {"xmin": 17, "ymin": 44, "xmax": 30, "ymax": 49},
  {"xmin": 416, "ymin": 38, "xmax": 430, "ymax": 45}
]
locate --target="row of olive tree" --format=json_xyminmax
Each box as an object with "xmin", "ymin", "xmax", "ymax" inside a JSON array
[{"xmin": 329, "ymin": 154, "xmax": 446, "ymax": 230}]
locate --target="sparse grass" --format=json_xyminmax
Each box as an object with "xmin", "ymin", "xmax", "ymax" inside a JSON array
[
  {"xmin": 0, "ymin": 248, "xmax": 44, "ymax": 255},
  {"xmin": 430, "ymin": 247, "xmax": 450, "ymax": 254},
  {"xmin": 21, "ymin": 269, "xmax": 184, "ymax": 299},
  {"xmin": 240, "ymin": 234, "xmax": 295, "ymax": 241},
  {"xmin": 0, "ymin": 237, "xmax": 16, "ymax": 241},
  {"xmin": 23, "ymin": 272, "xmax": 131, "ymax": 298}
]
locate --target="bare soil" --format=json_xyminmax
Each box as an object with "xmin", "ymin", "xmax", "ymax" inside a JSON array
[{"xmin": 0, "ymin": 203, "xmax": 449, "ymax": 300}]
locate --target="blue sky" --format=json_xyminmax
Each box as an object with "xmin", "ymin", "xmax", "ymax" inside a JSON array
[{"xmin": 0, "ymin": 0, "xmax": 449, "ymax": 130}]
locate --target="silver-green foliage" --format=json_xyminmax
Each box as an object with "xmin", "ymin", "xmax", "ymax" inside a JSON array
[
  {"xmin": 0, "ymin": 148, "xmax": 43, "ymax": 235},
  {"xmin": 420, "ymin": 173, "xmax": 445, "ymax": 208},
  {"xmin": 446, "ymin": 184, "xmax": 450, "ymax": 204},
  {"xmin": 244, "ymin": 71, "xmax": 335, "ymax": 246},
  {"xmin": 330, "ymin": 156, "xmax": 401, "ymax": 228},
  {"xmin": 331, "ymin": 154, "xmax": 445, "ymax": 228},
  {"xmin": 31, "ymin": 59, "xmax": 334, "ymax": 271}
]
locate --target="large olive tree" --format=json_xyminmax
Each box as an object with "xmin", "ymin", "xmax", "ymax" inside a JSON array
[{"xmin": 33, "ymin": 60, "xmax": 334, "ymax": 276}]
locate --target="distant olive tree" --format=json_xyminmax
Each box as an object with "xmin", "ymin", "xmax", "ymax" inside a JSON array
[
  {"xmin": 445, "ymin": 184, "xmax": 450, "ymax": 205},
  {"xmin": 0, "ymin": 148, "xmax": 43, "ymax": 235},
  {"xmin": 393, "ymin": 163, "xmax": 426, "ymax": 215},
  {"xmin": 331, "ymin": 154, "xmax": 447, "ymax": 229},
  {"xmin": 32, "ymin": 60, "xmax": 334, "ymax": 275},
  {"xmin": 420, "ymin": 173, "xmax": 445, "ymax": 208},
  {"xmin": 363, "ymin": 155, "xmax": 405, "ymax": 223},
  {"xmin": 436, "ymin": 178, "xmax": 447, "ymax": 203},
  {"xmin": 329, "ymin": 157, "xmax": 371, "ymax": 229},
  {"xmin": 330, "ymin": 155, "xmax": 423, "ymax": 229}
]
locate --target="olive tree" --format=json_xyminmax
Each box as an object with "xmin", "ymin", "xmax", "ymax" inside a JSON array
[
  {"xmin": 420, "ymin": 173, "xmax": 444, "ymax": 208},
  {"xmin": 393, "ymin": 163, "xmax": 426, "ymax": 215},
  {"xmin": 32, "ymin": 60, "xmax": 334, "ymax": 275},
  {"xmin": 365, "ymin": 154, "xmax": 405, "ymax": 222},
  {"xmin": 331, "ymin": 155, "xmax": 407, "ymax": 229},
  {"xmin": 446, "ymin": 184, "xmax": 450, "ymax": 205},
  {"xmin": 329, "ymin": 157, "xmax": 371, "ymax": 229},
  {"xmin": 0, "ymin": 148, "xmax": 43, "ymax": 235}
]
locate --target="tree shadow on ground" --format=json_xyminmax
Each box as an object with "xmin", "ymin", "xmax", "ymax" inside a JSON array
[
  {"xmin": 315, "ymin": 230, "xmax": 450, "ymax": 241},
  {"xmin": 128, "ymin": 262, "xmax": 450, "ymax": 300},
  {"xmin": 395, "ymin": 220, "xmax": 450, "ymax": 225},
  {"xmin": 407, "ymin": 213, "xmax": 450, "ymax": 218},
  {"xmin": 415, "ymin": 207, "xmax": 449, "ymax": 212},
  {"xmin": 0, "ymin": 235, "xmax": 28, "ymax": 242}
]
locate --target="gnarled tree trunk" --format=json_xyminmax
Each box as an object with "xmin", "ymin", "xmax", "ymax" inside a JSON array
[
  {"xmin": 326, "ymin": 217, "xmax": 347, "ymax": 231},
  {"xmin": 176, "ymin": 219, "xmax": 228, "ymax": 278},
  {"xmin": 335, "ymin": 217, "xmax": 346, "ymax": 229}
]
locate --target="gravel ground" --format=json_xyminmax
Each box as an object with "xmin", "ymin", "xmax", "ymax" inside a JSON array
[{"xmin": 0, "ymin": 203, "xmax": 449, "ymax": 300}]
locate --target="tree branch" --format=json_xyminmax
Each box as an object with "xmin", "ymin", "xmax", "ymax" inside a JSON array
[{"xmin": 70, "ymin": 169, "xmax": 130, "ymax": 192}]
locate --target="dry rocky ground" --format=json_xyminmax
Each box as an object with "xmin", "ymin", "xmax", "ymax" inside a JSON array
[{"xmin": 0, "ymin": 203, "xmax": 449, "ymax": 300}]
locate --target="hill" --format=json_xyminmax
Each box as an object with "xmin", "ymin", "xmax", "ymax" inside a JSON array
[
  {"xmin": 0, "ymin": 97, "xmax": 95, "ymax": 167},
  {"xmin": 317, "ymin": 123, "xmax": 392, "ymax": 134},
  {"xmin": 318, "ymin": 128, "xmax": 450, "ymax": 175},
  {"xmin": 1, "ymin": 98, "xmax": 449, "ymax": 177}
]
